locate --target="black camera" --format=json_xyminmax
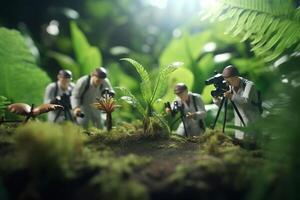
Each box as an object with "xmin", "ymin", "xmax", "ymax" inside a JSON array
[
  {"xmin": 76, "ymin": 111, "xmax": 85, "ymax": 118},
  {"xmin": 205, "ymin": 73, "xmax": 229, "ymax": 97},
  {"xmin": 50, "ymin": 94, "xmax": 71, "ymax": 109},
  {"xmin": 164, "ymin": 101, "xmax": 183, "ymax": 117}
]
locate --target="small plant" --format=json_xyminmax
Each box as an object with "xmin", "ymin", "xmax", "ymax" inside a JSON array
[
  {"xmin": 118, "ymin": 58, "xmax": 182, "ymax": 135},
  {"xmin": 92, "ymin": 92, "xmax": 121, "ymax": 131}
]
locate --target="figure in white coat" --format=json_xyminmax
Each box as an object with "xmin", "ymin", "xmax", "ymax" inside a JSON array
[
  {"xmin": 213, "ymin": 65, "xmax": 262, "ymax": 140},
  {"xmin": 71, "ymin": 67, "xmax": 114, "ymax": 129},
  {"xmin": 44, "ymin": 70, "xmax": 74, "ymax": 122},
  {"xmin": 166, "ymin": 83, "xmax": 206, "ymax": 137}
]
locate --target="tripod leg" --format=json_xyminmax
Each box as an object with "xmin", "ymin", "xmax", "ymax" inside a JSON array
[
  {"xmin": 65, "ymin": 110, "xmax": 72, "ymax": 122},
  {"xmin": 211, "ymin": 97, "xmax": 225, "ymax": 130},
  {"xmin": 222, "ymin": 98, "xmax": 228, "ymax": 133},
  {"xmin": 54, "ymin": 110, "xmax": 62, "ymax": 122},
  {"xmin": 230, "ymin": 100, "xmax": 246, "ymax": 126},
  {"xmin": 181, "ymin": 115, "xmax": 188, "ymax": 137}
]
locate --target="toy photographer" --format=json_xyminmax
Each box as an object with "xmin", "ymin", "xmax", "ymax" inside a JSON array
[
  {"xmin": 71, "ymin": 67, "xmax": 114, "ymax": 129},
  {"xmin": 165, "ymin": 83, "xmax": 206, "ymax": 137},
  {"xmin": 213, "ymin": 65, "xmax": 262, "ymax": 140},
  {"xmin": 44, "ymin": 70, "xmax": 74, "ymax": 122}
]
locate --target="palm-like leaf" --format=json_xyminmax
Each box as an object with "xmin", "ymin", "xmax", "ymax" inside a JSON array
[
  {"xmin": 120, "ymin": 58, "xmax": 152, "ymax": 103},
  {"xmin": 202, "ymin": 0, "xmax": 300, "ymax": 61},
  {"xmin": 116, "ymin": 87, "xmax": 145, "ymax": 116},
  {"xmin": 150, "ymin": 62, "xmax": 183, "ymax": 104}
]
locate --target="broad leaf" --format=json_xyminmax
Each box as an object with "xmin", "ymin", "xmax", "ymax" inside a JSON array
[
  {"xmin": 0, "ymin": 28, "xmax": 51, "ymax": 105},
  {"xmin": 47, "ymin": 51, "xmax": 80, "ymax": 79},
  {"xmin": 70, "ymin": 21, "xmax": 102, "ymax": 75}
]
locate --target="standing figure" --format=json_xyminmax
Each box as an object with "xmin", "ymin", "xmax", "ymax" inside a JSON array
[
  {"xmin": 71, "ymin": 67, "xmax": 114, "ymax": 129},
  {"xmin": 166, "ymin": 83, "xmax": 206, "ymax": 137},
  {"xmin": 44, "ymin": 70, "xmax": 74, "ymax": 122},
  {"xmin": 213, "ymin": 65, "xmax": 262, "ymax": 140}
]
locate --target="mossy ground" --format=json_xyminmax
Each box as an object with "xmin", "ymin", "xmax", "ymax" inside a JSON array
[{"xmin": 0, "ymin": 121, "xmax": 264, "ymax": 200}]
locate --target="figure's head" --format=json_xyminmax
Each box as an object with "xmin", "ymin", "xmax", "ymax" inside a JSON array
[
  {"xmin": 222, "ymin": 65, "xmax": 240, "ymax": 87},
  {"xmin": 91, "ymin": 67, "xmax": 107, "ymax": 87},
  {"xmin": 57, "ymin": 70, "xmax": 72, "ymax": 88},
  {"xmin": 174, "ymin": 83, "xmax": 188, "ymax": 101}
]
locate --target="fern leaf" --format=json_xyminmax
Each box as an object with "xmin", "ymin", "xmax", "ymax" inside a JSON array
[
  {"xmin": 150, "ymin": 62, "xmax": 181, "ymax": 104},
  {"xmin": 115, "ymin": 87, "xmax": 145, "ymax": 116},
  {"xmin": 256, "ymin": 20, "xmax": 291, "ymax": 55},
  {"xmin": 203, "ymin": 0, "xmax": 300, "ymax": 61},
  {"xmin": 225, "ymin": 9, "xmax": 244, "ymax": 34},
  {"xmin": 232, "ymin": 10, "xmax": 252, "ymax": 36},
  {"xmin": 121, "ymin": 58, "xmax": 152, "ymax": 102},
  {"xmin": 152, "ymin": 112, "xmax": 171, "ymax": 134}
]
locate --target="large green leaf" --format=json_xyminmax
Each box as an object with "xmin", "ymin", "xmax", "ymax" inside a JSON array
[
  {"xmin": 70, "ymin": 21, "xmax": 102, "ymax": 75},
  {"xmin": 160, "ymin": 31, "xmax": 211, "ymax": 68},
  {"xmin": 0, "ymin": 28, "xmax": 51, "ymax": 105},
  {"xmin": 108, "ymin": 63, "xmax": 138, "ymax": 91},
  {"xmin": 47, "ymin": 51, "xmax": 80, "ymax": 79},
  {"xmin": 161, "ymin": 67, "xmax": 194, "ymax": 102}
]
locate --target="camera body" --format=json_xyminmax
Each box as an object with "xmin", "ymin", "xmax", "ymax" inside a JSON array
[
  {"xmin": 164, "ymin": 101, "xmax": 183, "ymax": 117},
  {"xmin": 205, "ymin": 73, "xmax": 229, "ymax": 97},
  {"xmin": 51, "ymin": 93, "xmax": 72, "ymax": 109},
  {"xmin": 50, "ymin": 94, "xmax": 85, "ymax": 118}
]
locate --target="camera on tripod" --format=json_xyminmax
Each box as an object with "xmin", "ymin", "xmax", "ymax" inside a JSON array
[
  {"xmin": 50, "ymin": 94, "xmax": 70, "ymax": 108},
  {"xmin": 164, "ymin": 101, "xmax": 183, "ymax": 117},
  {"xmin": 51, "ymin": 94, "xmax": 84, "ymax": 119},
  {"xmin": 205, "ymin": 73, "xmax": 230, "ymax": 97}
]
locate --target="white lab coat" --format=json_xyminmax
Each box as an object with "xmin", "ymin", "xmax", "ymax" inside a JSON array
[
  {"xmin": 44, "ymin": 81, "xmax": 74, "ymax": 122},
  {"xmin": 71, "ymin": 75, "xmax": 113, "ymax": 129},
  {"xmin": 174, "ymin": 92, "xmax": 206, "ymax": 137},
  {"xmin": 214, "ymin": 77, "xmax": 261, "ymax": 139}
]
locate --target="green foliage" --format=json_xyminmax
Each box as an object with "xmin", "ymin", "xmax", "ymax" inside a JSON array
[
  {"xmin": 0, "ymin": 28, "xmax": 51, "ymax": 105},
  {"xmin": 159, "ymin": 24, "xmax": 247, "ymax": 103},
  {"xmin": 120, "ymin": 58, "xmax": 152, "ymax": 104},
  {"xmin": 202, "ymin": 0, "xmax": 300, "ymax": 61},
  {"xmin": 108, "ymin": 63, "xmax": 138, "ymax": 91},
  {"xmin": 15, "ymin": 122, "xmax": 86, "ymax": 177},
  {"xmin": 118, "ymin": 58, "xmax": 181, "ymax": 134},
  {"xmin": 160, "ymin": 67, "xmax": 195, "ymax": 103},
  {"xmin": 48, "ymin": 22, "xmax": 103, "ymax": 80},
  {"xmin": 70, "ymin": 21, "xmax": 102, "ymax": 75},
  {"xmin": 0, "ymin": 96, "xmax": 10, "ymax": 118},
  {"xmin": 47, "ymin": 51, "xmax": 80, "ymax": 78}
]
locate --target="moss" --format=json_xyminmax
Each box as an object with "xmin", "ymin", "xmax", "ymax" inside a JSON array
[{"xmin": 14, "ymin": 121, "xmax": 86, "ymax": 178}]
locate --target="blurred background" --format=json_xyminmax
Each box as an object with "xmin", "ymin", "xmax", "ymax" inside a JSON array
[
  {"xmin": 0, "ymin": 0, "xmax": 279, "ymax": 127},
  {"xmin": 1, "ymin": 1, "xmax": 300, "ymax": 199}
]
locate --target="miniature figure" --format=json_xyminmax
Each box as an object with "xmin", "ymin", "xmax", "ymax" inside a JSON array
[
  {"xmin": 212, "ymin": 65, "xmax": 262, "ymax": 140},
  {"xmin": 165, "ymin": 83, "xmax": 206, "ymax": 137},
  {"xmin": 44, "ymin": 70, "xmax": 74, "ymax": 122},
  {"xmin": 71, "ymin": 67, "xmax": 114, "ymax": 129}
]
